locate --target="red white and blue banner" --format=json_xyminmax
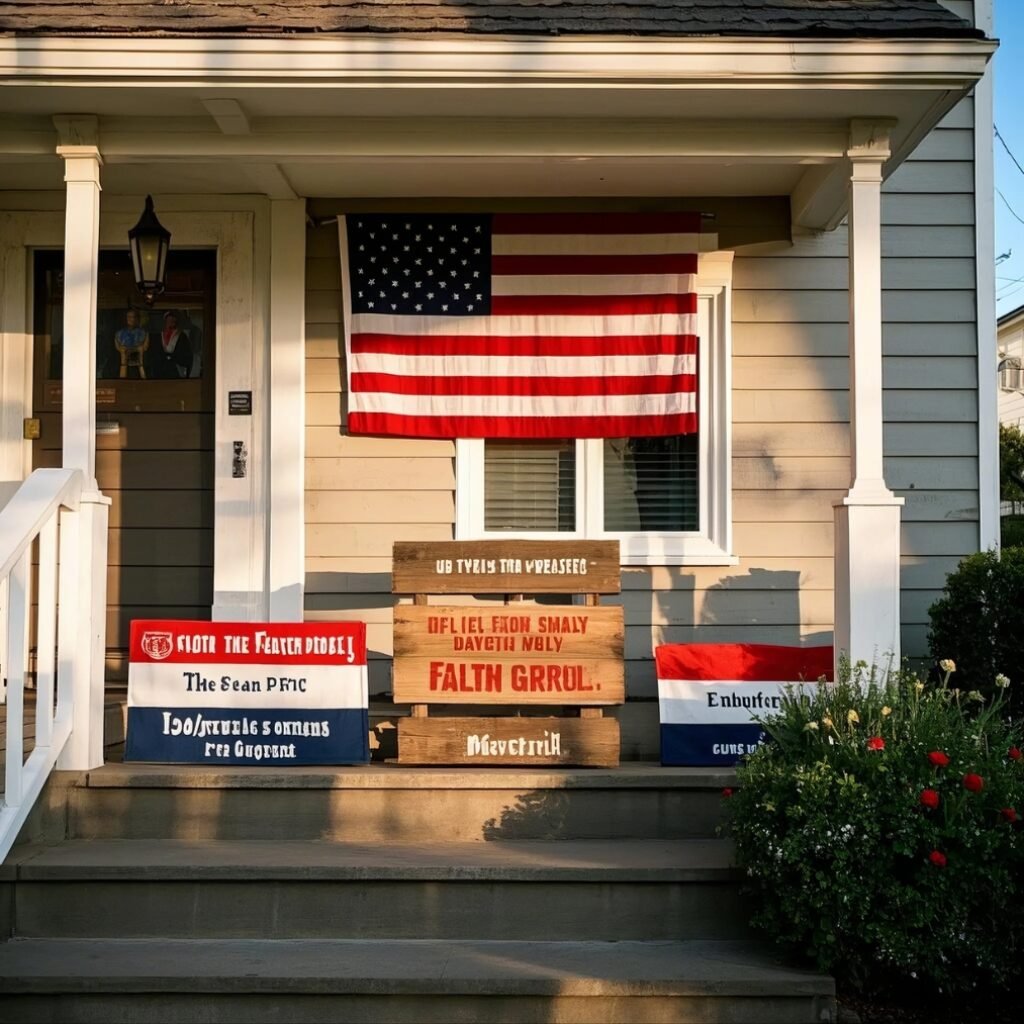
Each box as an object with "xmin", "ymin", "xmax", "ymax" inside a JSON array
[
  {"xmin": 340, "ymin": 213, "xmax": 716, "ymax": 439},
  {"xmin": 125, "ymin": 621, "xmax": 369, "ymax": 766},
  {"xmin": 656, "ymin": 643, "xmax": 834, "ymax": 766}
]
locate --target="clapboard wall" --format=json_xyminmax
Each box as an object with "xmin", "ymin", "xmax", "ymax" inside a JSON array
[{"xmin": 304, "ymin": 98, "xmax": 982, "ymax": 695}]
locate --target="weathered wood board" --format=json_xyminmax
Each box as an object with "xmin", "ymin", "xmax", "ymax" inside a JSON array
[
  {"xmin": 397, "ymin": 715, "xmax": 620, "ymax": 767},
  {"xmin": 392, "ymin": 541, "xmax": 621, "ymax": 594},
  {"xmin": 393, "ymin": 605, "xmax": 625, "ymax": 705}
]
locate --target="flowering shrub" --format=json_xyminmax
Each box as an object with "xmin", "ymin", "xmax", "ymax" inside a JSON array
[{"xmin": 726, "ymin": 662, "xmax": 1024, "ymax": 995}]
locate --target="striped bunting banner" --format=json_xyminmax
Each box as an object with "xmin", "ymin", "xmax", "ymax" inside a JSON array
[{"xmin": 340, "ymin": 212, "xmax": 716, "ymax": 438}]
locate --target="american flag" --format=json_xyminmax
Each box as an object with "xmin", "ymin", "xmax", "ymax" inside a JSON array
[{"xmin": 340, "ymin": 212, "xmax": 714, "ymax": 439}]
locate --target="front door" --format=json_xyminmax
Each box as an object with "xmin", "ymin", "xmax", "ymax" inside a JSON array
[{"xmin": 33, "ymin": 249, "xmax": 216, "ymax": 682}]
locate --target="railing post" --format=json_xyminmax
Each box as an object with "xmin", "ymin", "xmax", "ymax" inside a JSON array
[
  {"xmin": 4, "ymin": 552, "xmax": 29, "ymax": 806},
  {"xmin": 54, "ymin": 122, "xmax": 109, "ymax": 771}
]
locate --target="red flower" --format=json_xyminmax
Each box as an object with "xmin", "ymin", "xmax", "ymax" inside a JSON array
[
  {"xmin": 1001, "ymin": 808, "xmax": 1018, "ymax": 823},
  {"xmin": 929, "ymin": 850, "xmax": 947, "ymax": 868},
  {"xmin": 928, "ymin": 751, "xmax": 950, "ymax": 767},
  {"xmin": 721, "ymin": 788, "xmax": 733, "ymax": 798},
  {"xmin": 1010, "ymin": 747, "xmax": 1022, "ymax": 762},
  {"xmin": 867, "ymin": 736, "xmax": 885, "ymax": 751},
  {"xmin": 919, "ymin": 789, "xmax": 940, "ymax": 810},
  {"xmin": 962, "ymin": 773, "xmax": 985, "ymax": 793}
]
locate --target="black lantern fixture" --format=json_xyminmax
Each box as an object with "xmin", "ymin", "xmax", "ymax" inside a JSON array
[{"xmin": 128, "ymin": 195, "xmax": 171, "ymax": 305}]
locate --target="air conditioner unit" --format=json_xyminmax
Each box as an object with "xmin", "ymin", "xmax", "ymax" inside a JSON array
[{"xmin": 1001, "ymin": 364, "xmax": 1024, "ymax": 392}]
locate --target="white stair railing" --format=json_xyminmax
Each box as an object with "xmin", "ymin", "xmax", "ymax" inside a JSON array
[{"xmin": 0, "ymin": 468, "xmax": 83, "ymax": 861}]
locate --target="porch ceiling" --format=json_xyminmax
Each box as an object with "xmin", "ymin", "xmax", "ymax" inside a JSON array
[{"xmin": 0, "ymin": 34, "xmax": 994, "ymax": 229}]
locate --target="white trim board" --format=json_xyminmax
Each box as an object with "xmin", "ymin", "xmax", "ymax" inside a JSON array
[{"xmin": 974, "ymin": 0, "xmax": 999, "ymax": 552}]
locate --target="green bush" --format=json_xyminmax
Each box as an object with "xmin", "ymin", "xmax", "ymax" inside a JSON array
[
  {"xmin": 928, "ymin": 548, "xmax": 1024, "ymax": 719},
  {"xmin": 727, "ymin": 663, "xmax": 1024, "ymax": 996},
  {"xmin": 1003, "ymin": 516, "xmax": 1024, "ymax": 549}
]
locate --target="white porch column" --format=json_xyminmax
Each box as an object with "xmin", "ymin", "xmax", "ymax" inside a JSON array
[
  {"xmin": 834, "ymin": 120, "xmax": 904, "ymax": 675},
  {"xmin": 268, "ymin": 199, "xmax": 306, "ymax": 621},
  {"xmin": 55, "ymin": 118, "xmax": 110, "ymax": 770}
]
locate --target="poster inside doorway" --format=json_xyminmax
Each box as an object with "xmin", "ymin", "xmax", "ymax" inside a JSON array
[{"xmin": 125, "ymin": 620, "xmax": 369, "ymax": 765}]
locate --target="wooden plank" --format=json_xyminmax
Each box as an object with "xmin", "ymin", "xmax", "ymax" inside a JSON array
[
  {"xmin": 882, "ymin": 194, "xmax": 975, "ymax": 226},
  {"xmin": 393, "ymin": 656, "xmax": 624, "ymax": 705},
  {"xmin": 734, "ymin": 257, "xmax": 975, "ymax": 291},
  {"xmin": 884, "ymin": 162, "xmax": 974, "ymax": 195},
  {"xmin": 733, "ymin": 423, "xmax": 848, "ymax": 458},
  {"xmin": 36, "ymin": 411, "xmax": 215, "ymax": 452},
  {"xmin": 305, "ymin": 428, "xmax": 454, "ymax": 458},
  {"xmin": 732, "ymin": 457, "xmax": 851, "ymax": 490},
  {"xmin": 733, "ymin": 390, "xmax": 849, "ymax": 423},
  {"xmin": 397, "ymin": 715, "xmax": 619, "ymax": 767},
  {"xmin": 392, "ymin": 540, "xmax": 620, "ymax": 594},
  {"xmin": 37, "ymin": 450, "xmax": 212, "ymax": 490},
  {"xmin": 106, "ymin": 529, "xmax": 214, "ymax": 567},
  {"xmin": 309, "ymin": 523, "xmax": 454, "ymax": 559},
  {"xmin": 306, "ymin": 457, "xmax": 456, "ymax": 490},
  {"xmin": 305, "ymin": 489, "xmax": 455, "ymax": 525},
  {"xmin": 394, "ymin": 605, "xmax": 623, "ymax": 659},
  {"xmin": 105, "ymin": 490, "xmax": 211, "ymax": 530},
  {"xmin": 393, "ymin": 604, "xmax": 625, "ymax": 706},
  {"xmin": 784, "ymin": 226, "xmax": 975, "ymax": 260},
  {"xmin": 733, "ymin": 356, "xmax": 848, "ymax": 390}
]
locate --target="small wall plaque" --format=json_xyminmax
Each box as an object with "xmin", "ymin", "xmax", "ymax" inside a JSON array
[{"xmin": 228, "ymin": 391, "xmax": 252, "ymax": 416}]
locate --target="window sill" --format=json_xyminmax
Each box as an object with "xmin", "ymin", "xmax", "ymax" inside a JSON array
[{"xmin": 616, "ymin": 537, "xmax": 738, "ymax": 567}]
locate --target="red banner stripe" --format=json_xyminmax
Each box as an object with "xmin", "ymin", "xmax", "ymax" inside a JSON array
[
  {"xmin": 493, "ymin": 213, "xmax": 704, "ymax": 235},
  {"xmin": 351, "ymin": 373, "xmax": 696, "ymax": 397},
  {"xmin": 347, "ymin": 411, "xmax": 699, "ymax": 439},
  {"xmin": 350, "ymin": 334, "xmax": 698, "ymax": 357},
  {"xmin": 655, "ymin": 644, "xmax": 835, "ymax": 683},
  {"xmin": 128, "ymin": 620, "xmax": 368, "ymax": 666},
  {"xmin": 491, "ymin": 253, "xmax": 699, "ymax": 276},
  {"xmin": 491, "ymin": 293, "xmax": 697, "ymax": 316}
]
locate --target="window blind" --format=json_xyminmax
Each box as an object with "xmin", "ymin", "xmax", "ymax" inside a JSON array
[
  {"xmin": 484, "ymin": 440, "xmax": 576, "ymax": 531},
  {"xmin": 603, "ymin": 436, "xmax": 699, "ymax": 532}
]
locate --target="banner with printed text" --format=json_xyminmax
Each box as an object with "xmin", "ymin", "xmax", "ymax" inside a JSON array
[
  {"xmin": 656, "ymin": 643, "xmax": 833, "ymax": 766},
  {"xmin": 125, "ymin": 620, "xmax": 369, "ymax": 765}
]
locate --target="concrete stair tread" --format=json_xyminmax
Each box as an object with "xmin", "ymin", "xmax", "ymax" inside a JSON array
[
  {"xmin": 80, "ymin": 761, "xmax": 739, "ymax": 790},
  {"xmin": 0, "ymin": 938, "xmax": 833, "ymax": 997},
  {"xmin": 6, "ymin": 838, "xmax": 735, "ymax": 881}
]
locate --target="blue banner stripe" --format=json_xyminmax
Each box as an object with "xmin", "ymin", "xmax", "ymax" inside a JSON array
[
  {"xmin": 125, "ymin": 707, "xmax": 369, "ymax": 765},
  {"xmin": 660, "ymin": 723, "xmax": 766, "ymax": 766}
]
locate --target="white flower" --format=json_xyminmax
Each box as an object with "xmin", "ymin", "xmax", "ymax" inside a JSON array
[
  {"xmin": 804, "ymin": 721, "xmax": 819, "ymax": 732},
  {"xmin": 996, "ymin": 673, "xmax": 1011, "ymax": 689},
  {"xmin": 940, "ymin": 658, "xmax": 956, "ymax": 673}
]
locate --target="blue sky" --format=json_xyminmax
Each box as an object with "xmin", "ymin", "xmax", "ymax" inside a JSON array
[{"xmin": 995, "ymin": 0, "xmax": 1024, "ymax": 316}]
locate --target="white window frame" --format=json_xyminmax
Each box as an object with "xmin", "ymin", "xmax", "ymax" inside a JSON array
[{"xmin": 456, "ymin": 250, "xmax": 735, "ymax": 566}]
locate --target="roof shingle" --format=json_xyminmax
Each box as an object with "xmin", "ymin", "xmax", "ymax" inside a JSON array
[{"xmin": 0, "ymin": 0, "xmax": 984, "ymax": 39}]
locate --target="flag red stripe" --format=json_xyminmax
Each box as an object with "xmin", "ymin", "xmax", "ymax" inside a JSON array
[
  {"xmin": 348, "ymin": 411, "xmax": 699, "ymax": 439},
  {"xmin": 655, "ymin": 644, "xmax": 835, "ymax": 683},
  {"xmin": 352, "ymin": 373, "xmax": 696, "ymax": 397},
  {"xmin": 491, "ymin": 254, "xmax": 698, "ymax": 276},
  {"xmin": 493, "ymin": 213, "xmax": 704, "ymax": 235},
  {"xmin": 491, "ymin": 293, "xmax": 697, "ymax": 316},
  {"xmin": 350, "ymin": 334, "xmax": 698, "ymax": 357}
]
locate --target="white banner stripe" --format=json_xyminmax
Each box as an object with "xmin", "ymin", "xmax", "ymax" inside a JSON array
[
  {"xmin": 351, "ymin": 391, "xmax": 696, "ymax": 418},
  {"xmin": 658, "ymin": 679, "xmax": 813, "ymax": 725},
  {"xmin": 492, "ymin": 274, "xmax": 696, "ymax": 296},
  {"xmin": 352, "ymin": 353, "xmax": 696, "ymax": 378},
  {"xmin": 351, "ymin": 312, "xmax": 698, "ymax": 337},
  {"xmin": 128, "ymin": 662, "xmax": 369, "ymax": 711},
  {"xmin": 492, "ymin": 233, "xmax": 717, "ymax": 255}
]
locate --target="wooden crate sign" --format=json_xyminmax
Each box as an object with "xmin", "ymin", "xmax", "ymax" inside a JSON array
[
  {"xmin": 392, "ymin": 541, "xmax": 620, "ymax": 594},
  {"xmin": 397, "ymin": 715, "xmax": 620, "ymax": 767},
  {"xmin": 393, "ymin": 605, "xmax": 625, "ymax": 705}
]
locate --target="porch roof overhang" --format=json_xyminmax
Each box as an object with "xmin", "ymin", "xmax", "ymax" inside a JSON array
[{"xmin": 0, "ymin": 34, "xmax": 995, "ymax": 230}]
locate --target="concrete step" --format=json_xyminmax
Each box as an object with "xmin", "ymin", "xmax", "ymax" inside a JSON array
[
  {"xmin": 4, "ymin": 838, "xmax": 748, "ymax": 941},
  {"xmin": 61, "ymin": 763, "xmax": 736, "ymax": 841},
  {"xmin": 0, "ymin": 937, "xmax": 837, "ymax": 1023}
]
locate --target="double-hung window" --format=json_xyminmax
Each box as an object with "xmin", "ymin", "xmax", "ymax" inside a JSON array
[{"xmin": 456, "ymin": 252, "xmax": 735, "ymax": 565}]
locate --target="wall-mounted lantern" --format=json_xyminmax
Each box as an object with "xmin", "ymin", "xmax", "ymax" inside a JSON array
[{"xmin": 128, "ymin": 195, "xmax": 171, "ymax": 305}]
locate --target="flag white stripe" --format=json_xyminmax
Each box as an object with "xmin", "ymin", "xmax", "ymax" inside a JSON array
[
  {"xmin": 352, "ymin": 353, "xmax": 696, "ymax": 378},
  {"xmin": 492, "ymin": 273, "xmax": 696, "ymax": 296},
  {"xmin": 492, "ymin": 232, "xmax": 718, "ymax": 255},
  {"xmin": 351, "ymin": 392, "xmax": 696, "ymax": 418},
  {"xmin": 351, "ymin": 312, "xmax": 698, "ymax": 337}
]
